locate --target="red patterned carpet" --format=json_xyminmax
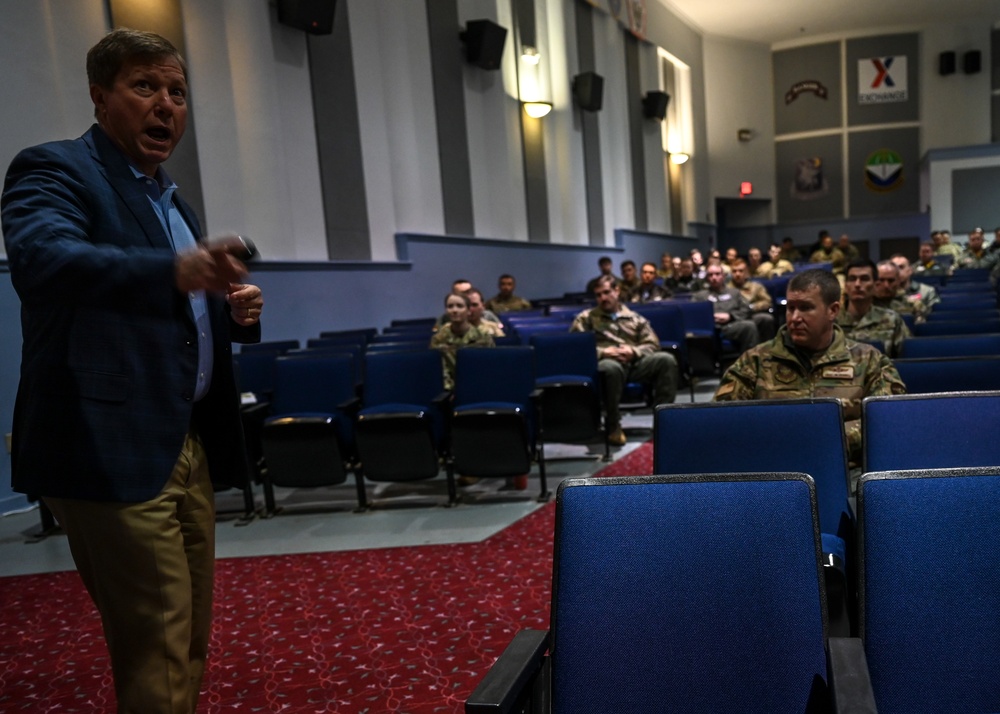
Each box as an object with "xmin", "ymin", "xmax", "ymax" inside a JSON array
[{"xmin": 0, "ymin": 442, "xmax": 653, "ymax": 713}]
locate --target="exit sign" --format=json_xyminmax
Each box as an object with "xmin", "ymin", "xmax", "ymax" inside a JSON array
[{"xmin": 740, "ymin": 182, "xmax": 753, "ymax": 196}]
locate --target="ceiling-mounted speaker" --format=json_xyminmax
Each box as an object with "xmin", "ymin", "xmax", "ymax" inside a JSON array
[
  {"xmin": 642, "ymin": 90, "xmax": 670, "ymax": 120},
  {"xmin": 276, "ymin": 0, "xmax": 336, "ymax": 35},
  {"xmin": 460, "ymin": 19, "xmax": 507, "ymax": 70},
  {"xmin": 939, "ymin": 51, "xmax": 956, "ymax": 75},
  {"xmin": 964, "ymin": 50, "xmax": 982, "ymax": 74},
  {"xmin": 573, "ymin": 72, "xmax": 604, "ymax": 112}
]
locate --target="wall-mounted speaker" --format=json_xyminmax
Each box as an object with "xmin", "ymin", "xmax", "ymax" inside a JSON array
[
  {"xmin": 939, "ymin": 51, "xmax": 956, "ymax": 76},
  {"xmin": 460, "ymin": 19, "xmax": 507, "ymax": 70},
  {"xmin": 964, "ymin": 50, "xmax": 982, "ymax": 74},
  {"xmin": 642, "ymin": 90, "xmax": 669, "ymax": 120},
  {"xmin": 276, "ymin": 0, "xmax": 336, "ymax": 35},
  {"xmin": 573, "ymin": 72, "xmax": 604, "ymax": 112}
]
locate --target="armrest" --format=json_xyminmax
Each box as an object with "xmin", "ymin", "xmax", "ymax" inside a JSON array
[
  {"xmin": 828, "ymin": 637, "xmax": 877, "ymax": 714},
  {"xmin": 466, "ymin": 629, "xmax": 550, "ymax": 714}
]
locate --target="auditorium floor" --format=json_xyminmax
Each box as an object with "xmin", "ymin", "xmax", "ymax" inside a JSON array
[{"xmin": 0, "ymin": 377, "xmax": 720, "ymax": 578}]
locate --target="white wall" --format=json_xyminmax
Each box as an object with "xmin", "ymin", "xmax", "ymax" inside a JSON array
[
  {"xmin": 0, "ymin": 0, "xmax": 107, "ymax": 258},
  {"xmin": 350, "ymin": 0, "xmax": 444, "ymax": 260},
  {"xmin": 181, "ymin": 0, "xmax": 327, "ymax": 259},
  {"xmin": 703, "ymin": 36, "xmax": 776, "ymax": 222},
  {"xmin": 919, "ymin": 18, "xmax": 994, "ymax": 153}
]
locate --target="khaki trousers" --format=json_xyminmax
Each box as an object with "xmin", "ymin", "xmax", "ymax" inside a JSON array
[{"xmin": 46, "ymin": 433, "xmax": 216, "ymax": 714}]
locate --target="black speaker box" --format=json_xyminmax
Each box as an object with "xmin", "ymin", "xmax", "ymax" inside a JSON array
[
  {"xmin": 277, "ymin": 0, "xmax": 336, "ymax": 35},
  {"xmin": 939, "ymin": 51, "xmax": 956, "ymax": 76},
  {"xmin": 460, "ymin": 19, "xmax": 507, "ymax": 70},
  {"xmin": 573, "ymin": 72, "xmax": 604, "ymax": 112},
  {"xmin": 642, "ymin": 90, "xmax": 670, "ymax": 120},
  {"xmin": 964, "ymin": 50, "xmax": 982, "ymax": 74}
]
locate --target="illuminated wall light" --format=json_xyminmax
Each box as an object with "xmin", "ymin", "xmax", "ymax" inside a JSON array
[
  {"xmin": 521, "ymin": 46, "xmax": 540, "ymax": 65},
  {"xmin": 670, "ymin": 152, "xmax": 690, "ymax": 165},
  {"xmin": 523, "ymin": 101, "xmax": 552, "ymax": 118}
]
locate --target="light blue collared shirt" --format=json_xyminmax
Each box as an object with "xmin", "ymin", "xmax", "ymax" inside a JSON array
[{"xmin": 132, "ymin": 166, "xmax": 213, "ymax": 402}]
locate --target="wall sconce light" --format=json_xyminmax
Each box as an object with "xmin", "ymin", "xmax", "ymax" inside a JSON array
[
  {"xmin": 737, "ymin": 128, "xmax": 754, "ymax": 142},
  {"xmin": 670, "ymin": 152, "xmax": 690, "ymax": 165},
  {"xmin": 523, "ymin": 102, "xmax": 553, "ymax": 118},
  {"xmin": 521, "ymin": 46, "xmax": 540, "ymax": 65}
]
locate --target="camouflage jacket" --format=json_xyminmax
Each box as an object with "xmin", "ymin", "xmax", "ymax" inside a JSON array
[
  {"xmin": 714, "ymin": 325, "xmax": 905, "ymax": 463},
  {"xmin": 875, "ymin": 283, "xmax": 935, "ymax": 322},
  {"xmin": 735, "ymin": 280, "xmax": 773, "ymax": 313},
  {"xmin": 756, "ymin": 259, "xmax": 795, "ymax": 278},
  {"xmin": 627, "ymin": 283, "xmax": 673, "ymax": 304},
  {"xmin": 485, "ymin": 293, "xmax": 532, "ymax": 313},
  {"xmin": 913, "ymin": 260, "xmax": 947, "ymax": 276},
  {"xmin": 957, "ymin": 249, "xmax": 998, "ymax": 270},
  {"xmin": 808, "ymin": 247, "xmax": 847, "ymax": 273},
  {"xmin": 835, "ymin": 304, "xmax": 911, "ymax": 358},
  {"xmin": 570, "ymin": 304, "xmax": 660, "ymax": 359},
  {"xmin": 429, "ymin": 324, "xmax": 495, "ymax": 390},
  {"xmin": 936, "ymin": 243, "xmax": 964, "ymax": 261}
]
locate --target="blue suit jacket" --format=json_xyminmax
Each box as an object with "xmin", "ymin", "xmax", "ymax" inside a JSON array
[{"xmin": 1, "ymin": 125, "xmax": 260, "ymax": 502}]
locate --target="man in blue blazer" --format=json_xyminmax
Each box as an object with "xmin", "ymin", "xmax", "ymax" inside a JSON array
[{"xmin": 2, "ymin": 29, "xmax": 264, "ymax": 713}]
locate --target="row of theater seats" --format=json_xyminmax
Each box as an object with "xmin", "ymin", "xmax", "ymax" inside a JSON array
[
  {"xmin": 234, "ymin": 332, "xmax": 622, "ymax": 515},
  {"xmin": 888, "ymin": 269, "xmax": 1000, "ymax": 392},
  {"xmin": 469, "ymin": 392, "xmax": 1000, "ymax": 713}
]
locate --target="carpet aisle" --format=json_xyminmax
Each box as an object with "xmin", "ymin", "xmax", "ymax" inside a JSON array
[{"xmin": 0, "ymin": 442, "xmax": 653, "ymax": 713}]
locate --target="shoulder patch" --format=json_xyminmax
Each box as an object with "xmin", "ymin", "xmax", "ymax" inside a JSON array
[{"xmin": 715, "ymin": 381, "xmax": 736, "ymax": 398}]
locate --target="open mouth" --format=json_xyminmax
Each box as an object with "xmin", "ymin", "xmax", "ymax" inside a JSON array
[{"xmin": 146, "ymin": 127, "xmax": 171, "ymax": 143}]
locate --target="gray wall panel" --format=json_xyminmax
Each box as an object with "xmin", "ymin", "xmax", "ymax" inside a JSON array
[
  {"xmin": 952, "ymin": 166, "xmax": 1000, "ymax": 234},
  {"xmin": 773, "ymin": 43, "xmax": 841, "ymax": 135},
  {"xmin": 848, "ymin": 127, "xmax": 920, "ymax": 217},
  {"xmin": 846, "ymin": 34, "xmax": 920, "ymax": 126}
]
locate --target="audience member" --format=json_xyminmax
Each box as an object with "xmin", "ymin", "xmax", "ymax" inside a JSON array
[
  {"xmin": 570, "ymin": 276, "xmax": 678, "ymax": 446},
  {"xmin": 656, "ymin": 252, "xmax": 674, "ymax": 280},
  {"xmin": 913, "ymin": 241, "xmax": 947, "ymax": 276},
  {"xmin": 836, "ymin": 259, "xmax": 910, "ymax": 358},
  {"xmin": 957, "ymin": 227, "xmax": 997, "ymax": 269},
  {"xmin": 933, "ymin": 229, "xmax": 963, "ymax": 262},
  {"xmin": 484, "ymin": 274, "xmax": 532, "ymax": 313},
  {"xmin": 434, "ymin": 279, "xmax": 500, "ymax": 331},
  {"xmin": 887, "ymin": 256, "xmax": 939, "ymax": 322},
  {"xmin": 714, "ymin": 269, "xmax": 905, "ymax": 482},
  {"xmin": 619, "ymin": 260, "xmax": 641, "ymax": 295},
  {"xmin": 779, "ymin": 236, "xmax": 802, "ymax": 263},
  {"xmin": 757, "ymin": 243, "xmax": 795, "ymax": 278},
  {"xmin": 837, "ymin": 233, "xmax": 859, "ymax": 262},
  {"xmin": 809, "ymin": 230, "xmax": 846, "ymax": 275},
  {"xmin": 466, "ymin": 288, "xmax": 505, "ymax": 337},
  {"xmin": 729, "ymin": 258, "xmax": 776, "ymax": 342},
  {"xmin": 667, "ymin": 257, "xmax": 705, "ymax": 294},
  {"xmin": 429, "ymin": 292, "xmax": 494, "ymax": 391},
  {"xmin": 693, "ymin": 263, "xmax": 759, "ymax": 355},
  {"xmin": 690, "ymin": 248, "xmax": 707, "ymax": 278},
  {"xmin": 746, "ymin": 246, "xmax": 764, "ymax": 276},
  {"xmin": 585, "ymin": 256, "xmax": 618, "ymax": 294},
  {"xmin": 628, "ymin": 262, "xmax": 673, "ymax": 303},
  {"xmin": 874, "ymin": 260, "xmax": 928, "ymax": 323}
]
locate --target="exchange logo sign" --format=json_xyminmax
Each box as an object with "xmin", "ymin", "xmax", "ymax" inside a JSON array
[{"xmin": 858, "ymin": 56, "xmax": 908, "ymax": 104}]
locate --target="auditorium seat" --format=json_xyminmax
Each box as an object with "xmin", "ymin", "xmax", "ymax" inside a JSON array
[{"xmin": 891, "ymin": 356, "xmax": 1000, "ymax": 393}]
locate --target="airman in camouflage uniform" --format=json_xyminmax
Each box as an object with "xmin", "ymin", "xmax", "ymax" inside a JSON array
[
  {"xmin": 714, "ymin": 269, "xmax": 905, "ymax": 485},
  {"xmin": 571, "ymin": 275, "xmax": 678, "ymax": 445},
  {"xmin": 885, "ymin": 256, "xmax": 938, "ymax": 323},
  {"xmin": 837, "ymin": 259, "xmax": 911, "ymax": 357},
  {"xmin": 956, "ymin": 228, "xmax": 998, "ymax": 270},
  {"xmin": 430, "ymin": 292, "xmax": 495, "ymax": 390}
]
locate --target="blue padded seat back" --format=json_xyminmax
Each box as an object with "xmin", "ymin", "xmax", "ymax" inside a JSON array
[
  {"xmin": 859, "ymin": 468, "xmax": 1000, "ymax": 714},
  {"xmin": 362, "ymin": 349, "xmax": 443, "ymax": 408},
  {"xmin": 891, "ymin": 356, "xmax": 1000, "ymax": 394},
  {"xmin": 863, "ymin": 391, "xmax": 1000, "ymax": 472},
  {"xmin": 913, "ymin": 319, "xmax": 1000, "ymax": 337},
  {"xmin": 233, "ymin": 351, "xmax": 278, "ymax": 396},
  {"xmin": 654, "ymin": 399, "xmax": 851, "ymax": 545},
  {"xmin": 671, "ymin": 299, "xmax": 715, "ymax": 336},
  {"xmin": 270, "ymin": 354, "xmax": 356, "ymax": 416},
  {"xmin": 453, "ymin": 346, "xmax": 535, "ymax": 409},
  {"xmin": 898, "ymin": 333, "xmax": 1000, "ymax": 358},
  {"xmin": 553, "ymin": 474, "xmax": 829, "ymax": 714},
  {"xmin": 530, "ymin": 331, "xmax": 598, "ymax": 380}
]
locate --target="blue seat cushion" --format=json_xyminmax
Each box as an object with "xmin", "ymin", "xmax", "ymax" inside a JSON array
[{"xmin": 821, "ymin": 532, "xmax": 846, "ymax": 565}]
